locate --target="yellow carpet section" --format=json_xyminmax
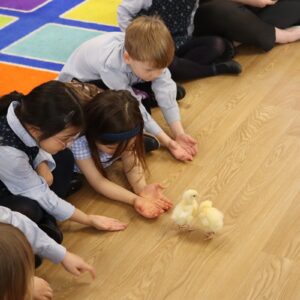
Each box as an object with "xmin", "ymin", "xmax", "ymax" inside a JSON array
[{"xmin": 62, "ymin": 0, "xmax": 122, "ymax": 26}]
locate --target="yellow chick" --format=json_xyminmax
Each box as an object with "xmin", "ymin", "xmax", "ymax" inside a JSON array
[
  {"xmin": 171, "ymin": 189, "xmax": 199, "ymax": 228},
  {"xmin": 197, "ymin": 200, "xmax": 224, "ymax": 239}
]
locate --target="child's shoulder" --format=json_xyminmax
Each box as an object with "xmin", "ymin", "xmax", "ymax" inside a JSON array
[
  {"xmin": 70, "ymin": 136, "xmax": 92, "ymax": 160},
  {"xmin": 71, "ymin": 135, "xmax": 89, "ymax": 153}
]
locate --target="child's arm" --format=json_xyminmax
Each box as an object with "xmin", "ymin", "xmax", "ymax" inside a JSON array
[
  {"xmin": 121, "ymin": 151, "xmax": 173, "ymax": 211},
  {"xmin": 75, "ymin": 157, "xmax": 164, "ymax": 218},
  {"xmin": 36, "ymin": 161, "xmax": 53, "ymax": 186},
  {"xmin": 151, "ymin": 70, "xmax": 198, "ymax": 160},
  {"xmin": 0, "ymin": 206, "xmax": 95, "ymax": 279},
  {"xmin": 117, "ymin": 0, "xmax": 149, "ymax": 31}
]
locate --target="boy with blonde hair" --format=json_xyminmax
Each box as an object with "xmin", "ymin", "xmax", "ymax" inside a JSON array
[{"xmin": 59, "ymin": 16, "xmax": 197, "ymax": 161}]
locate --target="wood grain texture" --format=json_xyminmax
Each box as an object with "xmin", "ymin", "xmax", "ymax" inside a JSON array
[{"xmin": 37, "ymin": 43, "xmax": 300, "ymax": 300}]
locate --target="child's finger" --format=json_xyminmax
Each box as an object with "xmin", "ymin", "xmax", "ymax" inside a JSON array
[{"xmin": 81, "ymin": 264, "xmax": 97, "ymax": 279}]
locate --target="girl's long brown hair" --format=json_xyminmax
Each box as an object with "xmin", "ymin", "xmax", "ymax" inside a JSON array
[
  {"xmin": 0, "ymin": 224, "xmax": 34, "ymax": 300},
  {"xmin": 84, "ymin": 90, "xmax": 146, "ymax": 177}
]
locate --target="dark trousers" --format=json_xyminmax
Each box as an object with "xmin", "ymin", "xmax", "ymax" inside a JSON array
[
  {"xmin": 0, "ymin": 149, "xmax": 74, "ymax": 243},
  {"xmin": 194, "ymin": 0, "xmax": 300, "ymax": 51}
]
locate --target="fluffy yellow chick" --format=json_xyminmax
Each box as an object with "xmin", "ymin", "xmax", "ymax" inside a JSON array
[
  {"xmin": 171, "ymin": 189, "xmax": 199, "ymax": 228},
  {"xmin": 197, "ymin": 200, "xmax": 224, "ymax": 239}
]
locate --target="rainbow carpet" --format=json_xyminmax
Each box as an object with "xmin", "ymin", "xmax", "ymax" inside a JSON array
[{"xmin": 0, "ymin": 0, "xmax": 121, "ymax": 95}]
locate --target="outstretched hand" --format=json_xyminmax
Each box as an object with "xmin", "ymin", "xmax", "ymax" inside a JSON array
[
  {"xmin": 167, "ymin": 139, "xmax": 193, "ymax": 161},
  {"xmin": 133, "ymin": 196, "xmax": 164, "ymax": 218},
  {"xmin": 175, "ymin": 133, "xmax": 198, "ymax": 157},
  {"xmin": 139, "ymin": 183, "xmax": 173, "ymax": 211},
  {"xmin": 88, "ymin": 215, "xmax": 128, "ymax": 231},
  {"xmin": 62, "ymin": 251, "xmax": 96, "ymax": 279}
]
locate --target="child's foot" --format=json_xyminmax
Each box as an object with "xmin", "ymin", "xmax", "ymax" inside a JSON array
[
  {"xmin": 66, "ymin": 172, "xmax": 83, "ymax": 197},
  {"xmin": 276, "ymin": 26, "xmax": 300, "ymax": 43},
  {"xmin": 286, "ymin": 26, "xmax": 300, "ymax": 41},
  {"xmin": 143, "ymin": 133, "xmax": 160, "ymax": 153},
  {"xmin": 176, "ymin": 83, "xmax": 186, "ymax": 101},
  {"xmin": 220, "ymin": 38, "xmax": 236, "ymax": 61},
  {"xmin": 213, "ymin": 60, "xmax": 242, "ymax": 75}
]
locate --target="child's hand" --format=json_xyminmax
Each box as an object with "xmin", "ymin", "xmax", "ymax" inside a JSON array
[
  {"xmin": 168, "ymin": 140, "xmax": 193, "ymax": 161},
  {"xmin": 62, "ymin": 251, "xmax": 96, "ymax": 279},
  {"xmin": 88, "ymin": 215, "xmax": 127, "ymax": 231},
  {"xmin": 175, "ymin": 133, "xmax": 198, "ymax": 157},
  {"xmin": 33, "ymin": 276, "xmax": 53, "ymax": 300},
  {"xmin": 133, "ymin": 197, "xmax": 164, "ymax": 218},
  {"xmin": 139, "ymin": 183, "xmax": 173, "ymax": 211},
  {"xmin": 36, "ymin": 161, "xmax": 53, "ymax": 186}
]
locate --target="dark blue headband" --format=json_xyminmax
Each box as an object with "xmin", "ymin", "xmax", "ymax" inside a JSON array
[{"xmin": 98, "ymin": 126, "xmax": 141, "ymax": 143}]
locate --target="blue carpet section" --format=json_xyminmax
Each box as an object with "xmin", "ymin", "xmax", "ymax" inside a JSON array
[{"xmin": 0, "ymin": 0, "xmax": 119, "ymax": 71}]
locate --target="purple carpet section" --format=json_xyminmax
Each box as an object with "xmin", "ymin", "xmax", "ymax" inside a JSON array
[{"xmin": 0, "ymin": 0, "xmax": 49, "ymax": 11}]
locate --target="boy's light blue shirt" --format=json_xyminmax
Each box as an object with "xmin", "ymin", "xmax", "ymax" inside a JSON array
[
  {"xmin": 58, "ymin": 32, "xmax": 180, "ymax": 136},
  {"xmin": 0, "ymin": 206, "xmax": 66, "ymax": 263},
  {"xmin": 0, "ymin": 102, "xmax": 75, "ymax": 221}
]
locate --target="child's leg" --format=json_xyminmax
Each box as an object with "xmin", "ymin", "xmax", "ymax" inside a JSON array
[
  {"xmin": 275, "ymin": 26, "xmax": 300, "ymax": 44},
  {"xmin": 256, "ymin": 0, "xmax": 300, "ymax": 29},
  {"xmin": 194, "ymin": 0, "xmax": 276, "ymax": 51},
  {"xmin": 51, "ymin": 149, "xmax": 82, "ymax": 198},
  {"xmin": 169, "ymin": 37, "xmax": 241, "ymax": 81},
  {"xmin": 176, "ymin": 36, "xmax": 230, "ymax": 64}
]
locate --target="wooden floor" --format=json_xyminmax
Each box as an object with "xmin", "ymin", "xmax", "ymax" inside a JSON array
[{"xmin": 37, "ymin": 42, "xmax": 300, "ymax": 300}]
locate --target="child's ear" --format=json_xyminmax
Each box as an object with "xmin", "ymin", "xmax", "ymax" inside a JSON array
[{"xmin": 123, "ymin": 51, "xmax": 131, "ymax": 64}]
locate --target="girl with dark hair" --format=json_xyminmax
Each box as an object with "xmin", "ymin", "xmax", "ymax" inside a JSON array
[
  {"xmin": 0, "ymin": 81, "xmax": 127, "ymax": 254},
  {"xmin": 71, "ymin": 90, "xmax": 173, "ymax": 219}
]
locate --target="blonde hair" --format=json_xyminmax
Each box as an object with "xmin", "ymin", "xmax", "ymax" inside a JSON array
[
  {"xmin": 125, "ymin": 15, "xmax": 175, "ymax": 68},
  {"xmin": 0, "ymin": 224, "xmax": 34, "ymax": 300}
]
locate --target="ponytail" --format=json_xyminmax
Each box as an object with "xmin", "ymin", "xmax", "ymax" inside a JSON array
[{"xmin": 0, "ymin": 91, "xmax": 24, "ymax": 115}]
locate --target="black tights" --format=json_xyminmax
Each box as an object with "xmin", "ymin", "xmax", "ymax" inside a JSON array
[
  {"xmin": 169, "ymin": 36, "xmax": 229, "ymax": 81},
  {"xmin": 194, "ymin": 0, "xmax": 300, "ymax": 51}
]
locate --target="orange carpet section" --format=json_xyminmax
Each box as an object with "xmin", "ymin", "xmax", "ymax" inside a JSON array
[{"xmin": 0, "ymin": 62, "xmax": 57, "ymax": 96}]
